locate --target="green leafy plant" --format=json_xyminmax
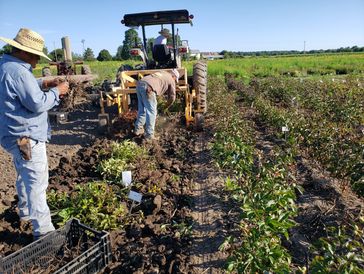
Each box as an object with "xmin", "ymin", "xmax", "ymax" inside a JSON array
[
  {"xmin": 98, "ymin": 140, "xmax": 146, "ymax": 182},
  {"xmin": 48, "ymin": 182, "xmax": 127, "ymax": 230},
  {"xmin": 309, "ymin": 224, "xmax": 364, "ymax": 273}
]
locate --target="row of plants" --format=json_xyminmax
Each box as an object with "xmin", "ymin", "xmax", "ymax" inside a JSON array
[
  {"xmin": 204, "ymin": 53, "xmax": 364, "ymax": 80},
  {"xmin": 209, "ymin": 76, "xmax": 364, "ymax": 272},
  {"xmin": 208, "ymin": 76, "xmax": 298, "ymax": 272},
  {"xmin": 248, "ymin": 85, "xmax": 364, "ymax": 272},
  {"xmin": 245, "ymin": 77, "xmax": 363, "ymax": 195}
]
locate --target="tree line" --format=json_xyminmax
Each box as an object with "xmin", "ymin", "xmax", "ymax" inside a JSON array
[
  {"xmin": 219, "ymin": 45, "xmax": 364, "ymax": 58},
  {"xmin": 2, "ymin": 29, "xmax": 362, "ymax": 61}
]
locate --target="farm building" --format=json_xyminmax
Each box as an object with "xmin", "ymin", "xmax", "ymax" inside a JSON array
[{"xmin": 201, "ymin": 52, "xmax": 224, "ymax": 60}]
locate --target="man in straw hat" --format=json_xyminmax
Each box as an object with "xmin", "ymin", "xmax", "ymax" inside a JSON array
[
  {"xmin": 153, "ymin": 28, "xmax": 171, "ymax": 46},
  {"xmin": 0, "ymin": 28, "xmax": 69, "ymax": 240},
  {"xmin": 134, "ymin": 69, "xmax": 179, "ymax": 140}
]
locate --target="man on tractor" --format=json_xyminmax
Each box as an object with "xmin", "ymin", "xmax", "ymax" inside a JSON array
[
  {"xmin": 133, "ymin": 69, "xmax": 179, "ymax": 140},
  {"xmin": 153, "ymin": 28, "xmax": 171, "ymax": 46}
]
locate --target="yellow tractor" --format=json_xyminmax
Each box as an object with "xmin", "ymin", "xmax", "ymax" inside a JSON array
[{"xmin": 98, "ymin": 9, "xmax": 207, "ymax": 130}]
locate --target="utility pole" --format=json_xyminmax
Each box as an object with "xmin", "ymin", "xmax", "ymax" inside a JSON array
[
  {"xmin": 81, "ymin": 39, "xmax": 85, "ymax": 53},
  {"xmin": 304, "ymin": 41, "xmax": 306, "ymax": 54},
  {"xmin": 53, "ymin": 41, "xmax": 58, "ymax": 62}
]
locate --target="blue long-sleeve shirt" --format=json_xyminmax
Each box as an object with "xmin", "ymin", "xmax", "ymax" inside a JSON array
[{"xmin": 0, "ymin": 54, "xmax": 60, "ymax": 150}]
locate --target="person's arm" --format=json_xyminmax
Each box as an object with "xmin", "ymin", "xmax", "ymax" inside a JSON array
[
  {"xmin": 38, "ymin": 77, "xmax": 63, "ymax": 90},
  {"xmin": 165, "ymin": 83, "xmax": 176, "ymax": 108},
  {"xmin": 14, "ymin": 72, "xmax": 63, "ymax": 113}
]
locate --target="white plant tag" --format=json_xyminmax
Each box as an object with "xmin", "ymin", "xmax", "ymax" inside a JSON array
[
  {"xmin": 282, "ymin": 126, "xmax": 289, "ymax": 132},
  {"xmin": 122, "ymin": 171, "xmax": 132, "ymax": 186},
  {"xmin": 128, "ymin": 191, "xmax": 142, "ymax": 203}
]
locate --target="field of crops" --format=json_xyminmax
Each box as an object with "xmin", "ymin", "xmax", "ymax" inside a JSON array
[
  {"xmin": 2, "ymin": 53, "xmax": 363, "ymax": 273},
  {"xmin": 33, "ymin": 52, "xmax": 364, "ymax": 83},
  {"xmin": 211, "ymin": 75, "xmax": 363, "ymax": 272}
]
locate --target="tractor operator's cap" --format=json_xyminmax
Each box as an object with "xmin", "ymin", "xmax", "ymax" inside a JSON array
[
  {"xmin": 171, "ymin": 69, "xmax": 179, "ymax": 83},
  {"xmin": 0, "ymin": 28, "xmax": 51, "ymax": 61},
  {"xmin": 159, "ymin": 28, "xmax": 171, "ymax": 37}
]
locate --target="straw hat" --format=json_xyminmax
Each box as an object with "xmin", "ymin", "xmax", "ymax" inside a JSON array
[
  {"xmin": 159, "ymin": 28, "xmax": 171, "ymax": 37},
  {"xmin": 171, "ymin": 69, "xmax": 179, "ymax": 82},
  {"xmin": 0, "ymin": 28, "xmax": 51, "ymax": 61}
]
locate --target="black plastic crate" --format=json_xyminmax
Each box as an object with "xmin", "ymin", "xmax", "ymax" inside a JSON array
[{"xmin": 0, "ymin": 218, "xmax": 111, "ymax": 274}]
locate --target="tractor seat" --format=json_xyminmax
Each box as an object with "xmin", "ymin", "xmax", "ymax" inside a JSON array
[{"xmin": 152, "ymin": 44, "xmax": 172, "ymax": 64}]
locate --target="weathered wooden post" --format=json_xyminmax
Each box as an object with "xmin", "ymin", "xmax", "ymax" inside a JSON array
[{"xmin": 61, "ymin": 36, "xmax": 72, "ymax": 62}]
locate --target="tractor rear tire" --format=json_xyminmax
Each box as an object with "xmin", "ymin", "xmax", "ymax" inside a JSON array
[
  {"xmin": 81, "ymin": 65, "xmax": 92, "ymax": 75},
  {"xmin": 193, "ymin": 61, "xmax": 207, "ymax": 113},
  {"xmin": 42, "ymin": 67, "xmax": 52, "ymax": 77}
]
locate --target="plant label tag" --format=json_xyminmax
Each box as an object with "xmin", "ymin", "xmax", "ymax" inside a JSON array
[
  {"xmin": 122, "ymin": 171, "xmax": 132, "ymax": 186},
  {"xmin": 282, "ymin": 126, "xmax": 289, "ymax": 132},
  {"xmin": 128, "ymin": 191, "xmax": 142, "ymax": 203}
]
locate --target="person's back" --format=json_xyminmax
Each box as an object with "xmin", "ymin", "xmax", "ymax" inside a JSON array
[
  {"xmin": 153, "ymin": 28, "xmax": 170, "ymax": 46},
  {"xmin": 141, "ymin": 71, "xmax": 175, "ymax": 97},
  {"xmin": 134, "ymin": 69, "xmax": 179, "ymax": 140},
  {"xmin": 153, "ymin": 35, "xmax": 167, "ymax": 46}
]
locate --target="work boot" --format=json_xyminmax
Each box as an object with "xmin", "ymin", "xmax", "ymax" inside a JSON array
[
  {"xmin": 144, "ymin": 135, "xmax": 159, "ymax": 142},
  {"xmin": 133, "ymin": 127, "xmax": 144, "ymax": 136}
]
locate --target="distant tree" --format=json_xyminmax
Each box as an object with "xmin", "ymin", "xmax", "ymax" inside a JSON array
[
  {"xmin": 167, "ymin": 34, "xmax": 181, "ymax": 46},
  {"xmin": 115, "ymin": 45, "xmax": 123, "ymax": 60},
  {"xmin": 0, "ymin": 44, "xmax": 12, "ymax": 56},
  {"xmin": 351, "ymin": 45, "xmax": 362, "ymax": 52},
  {"xmin": 72, "ymin": 52, "xmax": 83, "ymax": 61},
  {"xmin": 83, "ymin": 47, "xmax": 95, "ymax": 61},
  {"xmin": 220, "ymin": 50, "xmax": 235, "ymax": 58},
  {"xmin": 120, "ymin": 29, "xmax": 141, "ymax": 60},
  {"xmin": 97, "ymin": 49, "xmax": 113, "ymax": 61},
  {"xmin": 146, "ymin": 37, "xmax": 155, "ymax": 59},
  {"xmin": 39, "ymin": 47, "xmax": 50, "ymax": 64},
  {"xmin": 49, "ymin": 48, "xmax": 63, "ymax": 61}
]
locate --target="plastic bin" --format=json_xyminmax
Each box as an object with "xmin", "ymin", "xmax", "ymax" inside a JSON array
[{"xmin": 0, "ymin": 218, "xmax": 111, "ymax": 274}]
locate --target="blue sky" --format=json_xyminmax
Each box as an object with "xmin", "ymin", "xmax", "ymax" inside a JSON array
[{"xmin": 1, "ymin": 0, "xmax": 363, "ymax": 55}]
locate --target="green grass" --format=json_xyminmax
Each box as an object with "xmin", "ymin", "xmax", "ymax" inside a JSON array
[
  {"xmin": 200, "ymin": 52, "xmax": 364, "ymax": 80},
  {"xmin": 33, "ymin": 60, "xmax": 139, "ymax": 85}
]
